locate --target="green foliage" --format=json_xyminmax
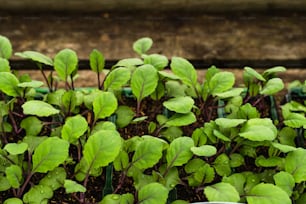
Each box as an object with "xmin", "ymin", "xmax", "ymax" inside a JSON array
[
  {"xmin": 61, "ymin": 114, "xmax": 88, "ymax": 144},
  {"xmin": 0, "ymin": 72, "xmax": 20, "ymax": 96},
  {"xmin": 90, "ymin": 49, "xmax": 105, "ymax": 73},
  {"xmin": 133, "ymin": 37, "xmax": 153, "ymax": 55},
  {"xmin": 138, "ymin": 182, "xmax": 168, "ymax": 204},
  {"xmin": 93, "ymin": 91, "xmax": 118, "ymax": 121},
  {"xmin": 54, "ymin": 48, "xmax": 78, "ymax": 81},
  {"xmin": 15, "ymin": 51, "xmax": 53, "ymax": 66},
  {"xmin": 204, "ymin": 182, "xmax": 240, "ymax": 202},
  {"xmin": 22, "ymin": 100, "xmax": 60, "ymax": 117},
  {"xmin": 0, "ymin": 35, "xmax": 13, "ymax": 59}
]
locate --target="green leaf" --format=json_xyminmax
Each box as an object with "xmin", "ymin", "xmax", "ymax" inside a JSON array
[
  {"xmin": 209, "ymin": 72, "xmax": 235, "ymax": 95},
  {"xmin": 239, "ymin": 118, "xmax": 277, "ymax": 141},
  {"xmin": 22, "ymin": 100, "xmax": 60, "ymax": 117},
  {"xmin": 23, "ymin": 184, "xmax": 53, "ymax": 204},
  {"xmin": 255, "ymin": 155, "xmax": 283, "ymax": 167},
  {"xmin": 285, "ymin": 148, "xmax": 306, "ymax": 183},
  {"xmin": 100, "ymin": 193, "xmax": 134, "ymax": 204},
  {"xmin": 83, "ymin": 130, "xmax": 122, "ymax": 169},
  {"xmin": 91, "ymin": 121, "xmax": 117, "ymax": 134},
  {"xmin": 21, "ymin": 116, "xmax": 43, "ymax": 136},
  {"xmin": 15, "ymin": 51, "xmax": 53, "ymax": 66},
  {"xmin": 114, "ymin": 58, "xmax": 143, "ymax": 70},
  {"xmin": 18, "ymin": 80, "xmax": 44, "ymax": 88},
  {"xmin": 0, "ymin": 58, "xmax": 10, "ymax": 72},
  {"xmin": 0, "ymin": 35, "xmax": 12, "ymax": 59},
  {"xmin": 230, "ymin": 153, "xmax": 245, "ymax": 168},
  {"xmin": 214, "ymin": 154, "xmax": 231, "ymax": 176},
  {"xmin": 244, "ymin": 67, "xmax": 266, "ymax": 82},
  {"xmin": 143, "ymin": 54, "xmax": 168, "ymax": 70},
  {"xmin": 115, "ymin": 106, "xmax": 135, "ymax": 128},
  {"xmin": 191, "ymin": 145, "xmax": 217, "ymax": 157},
  {"xmin": 93, "ymin": 91, "xmax": 118, "ymax": 120},
  {"xmin": 39, "ymin": 167, "xmax": 66, "ymax": 190},
  {"xmin": 64, "ymin": 179, "xmax": 86, "ymax": 193},
  {"xmin": 213, "ymin": 129, "xmax": 230, "ymax": 142},
  {"xmin": 166, "ymin": 112, "xmax": 196, "ymax": 127},
  {"xmin": 23, "ymin": 136, "xmax": 47, "ymax": 154},
  {"xmin": 163, "ymin": 96, "xmax": 194, "ymax": 114},
  {"xmin": 260, "ymin": 78, "xmax": 284, "ymax": 95},
  {"xmin": 222, "ymin": 173, "xmax": 246, "ymax": 196},
  {"xmin": 263, "ymin": 66, "xmax": 286, "ymax": 78},
  {"xmin": 133, "ymin": 37, "xmax": 153, "ymax": 55},
  {"xmin": 215, "ymin": 118, "xmax": 246, "ymax": 128},
  {"xmin": 61, "ymin": 90, "xmax": 77, "ymax": 113},
  {"xmin": 131, "ymin": 64, "xmax": 159, "ymax": 101},
  {"xmin": 54, "ymin": 48, "xmax": 78, "ymax": 81},
  {"xmin": 185, "ymin": 159, "xmax": 215, "ymax": 186},
  {"xmin": 272, "ymin": 142, "xmax": 297, "ymax": 153},
  {"xmin": 61, "ymin": 115, "xmax": 88, "ymax": 144},
  {"xmin": 215, "ymin": 87, "xmax": 244, "ymax": 99},
  {"xmin": 3, "ymin": 198, "xmax": 23, "ymax": 204},
  {"xmin": 138, "ymin": 182, "xmax": 168, "ymax": 204},
  {"xmin": 278, "ymin": 127, "xmax": 297, "ymax": 146},
  {"xmin": 113, "ymin": 150, "xmax": 129, "ymax": 171},
  {"xmin": 166, "ymin": 137, "xmax": 194, "ymax": 167},
  {"xmin": 0, "ymin": 72, "xmax": 20, "ymax": 96},
  {"xmin": 89, "ymin": 49, "xmax": 105, "ymax": 73},
  {"xmin": 32, "ymin": 137, "xmax": 69, "ymax": 173},
  {"xmin": 170, "ymin": 57, "xmax": 197, "ymax": 87},
  {"xmin": 4, "ymin": 142, "xmax": 28, "ymax": 155},
  {"xmin": 246, "ymin": 183, "xmax": 291, "ymax": 204},
  {"xmin": 104, "ymin": 67, "xmax": 131, "ymax": 91},
  {"xmin": 5, "ymin": 165, "xmax": 22, "ymax": 188},
  {"xmin": 0, "ymin": 176, "xmax": 11, "ymax": 191},
  {"xmin": 204, "ymin": 182, "xmax": 240, "ymax": 202},
  {"xmin": 273, "ymin": 171, "xmax": 295, "ymax": 196}
]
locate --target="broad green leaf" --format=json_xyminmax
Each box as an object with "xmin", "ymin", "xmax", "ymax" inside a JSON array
[
  {"xmin": 5, "ymin": 165, "xmax": 22, "ymax": 188},
  {"xmin": 285, "ymin": 148, "xmax": 306, "ymax": 183},
  {"xmin": 93, "ymin": 91, "xmax": 118, "ymax": 120},
  {"xmin": 230, "ymin": 153, "xmax": 245, "ymax": 168},
  {"xmin": 0, "ymin": 176, "xmax": 11, "ymax": 191},
  {"xmin": 143, "ymin": 54, "xmax": 168, "ymax": 70},
  {"xmin": 166, "ymin": 137, "xmax": 194, "ymax": 167},
  {"xmin": 133, "ymin": 37, "xmax": 153, "ymax": 55},
  {"xmin": 263, "ymin": 66, "xmax": 286, "ymax": 78},
  {"xmin": 204, "ymin": 182, "xmax": 240, "ymax": 202},
  {"xmin": 0, "ymin": 58, "xmax": 10, "ymax": 72},
  {"xmin": 89, "ymin": 49, "xmax": 105, "ymax": 73},
  {"xmin": 0, "ymin": 72, "xmax": 20, "ymax": 96},
  {"xmin": 23, "ymin": 136, "xmax": 48, "ymax": 154},
  {"xmin": 91, "ymin": 121, "xmax": 116, "ymax": 135},
  {"xmin": 283, "ymin": 112, "xmax": 306, "ymax": 128},
  {"xmin": 21, "ymin": 116, "xmax": 43, "ymax": 136},
  {"xmin": 131, "ymin": 64, "xmax": 158, "ymax": 101},
  {"xmin": 32, "ymin": 137, "xmax": 69, "ymax": 173},
  {"xmin": 4, "ymin": 142, "xmax": 28, "ymax": 155},
  {"xmin": 138, "ymin": 182, "xmax": 168, "ymax": 204},
  {"xmin": 114, "ymin": 58, "xmax": 143, "ymax": 70},
  {"xmin": 215, "ymin": 118, "xmax": 246, "ymax": 128},
  {"xmin": 61, "ymin": 90, "xmax": 77, "ymax": 113},
  {"xmin": 166, "ymin": 112, "xmax": 196, "ymax": 127},
  {"xmin": 278, "ymin": 127, "xmax": 296, "ymax": 146},
  {"xmin": 160, "ymin": 166, "xmax": 180, "ymax": 190},
  {"xmin": 46, "ymin": 89, "xmax": 65, "ymax": 106},
  {"xmin": 272, "ymin": 142, "xmax": 297, "ymax": 153},
  {"xmin": 3, "ymin": 198, "xmax": 23, "ymax": 204},
  {"xmin": 0, "ymin": 35, "xmax": 12, "ymax": 59},
  {"xmin": 163, "ymin": 96, "xmax": 194, "ymax": 114},
  {"xmin": 185, "ymin": 158, "xmax": 215, "ymax": 186},
  {"xmin": 23, "ymin": 184, "xmax": 53, "ymax": 204},
  {"xmin": 191, "ymin": 145, "xmax": 217, "ymax": 157},
  {"xmin": 15, "ymin": 51, "xmax": 53, "ymax": 66},
  {"xmin": 39, "ymin": 167, "xmax": 66, "ymax": 190},
  {"xmin": 54, "ymin": 48, "xmax": 78, "ymax": 81},
  {"xmin": 255, "ymin": 155, "xmax": 283, "ymax": 167},
  {"xmin": 222, "ymin": 173, "xmax": 246, "ymax": 196},
  {"xmin": 18, "ymin": 80, "xmax": 44, "ymax": 88},
  {"xmin": 113, "ymin": 150, "xmax": 129, "ymax": 171},
  {"xmin": 260, "ymin": 78, "xmax": 284, "ymax": 95},
  {"xmin": 237, "ymin": 103, "xmax": 260, "ymax": 119},
  {"xmin": 214, "ymin": 154, "xmax": 231, "ymax": 176},
  {"xmin": 191, "ymin": 127, "xmax": 207, "ymax": 146},
  {"xmin": 61, "ymin": 115, "xmax": 88, "ymax": 144},
  {"xmin": 115, "ymin": 106, "xmax": 135, "ymax": 128},
  {"xmin": 239, "ymin": 118, "xmax": 277, "ymax": 141},
  {"xmin": 83, "ymin": 130, "xmax": 122, "ymax": 169},
  {"xmin": 104, "ymin": 67, "xmax": 131, "ymax": 91},
  {"xmin": 64, "ymin": 179, "xmax": 86, "ymax": 193},
  {"xmin": 246, "ymin": 183, "xmax": 291, "ymax": 204},
  {"xmin": 100, "ymin": 193, "xmax": 134, "ymax": 204},
  {"xmin": 215, "ymin": 87, "xmax": 244, "ymax": 99},
  {"xmin": 209, "ymin": 72, "xmax": 235, "ymax": 95},
  {"xmin": 22, "ymin": 100, "xmax": 60, "ymax": 117},
  {"xmin": 244, "ymin": 67, "xmax": 266, "ymax": 82},
  {"xmin": 273, "ymin": 171, "xmax": 295, "ymax": 196},
  {"xmin": 170, "ymin": 57, "xmax": 197, "ymax": 87},
  {"xmin": 213, "ymin": 129, "xmax": 230, "ymax": 142}
]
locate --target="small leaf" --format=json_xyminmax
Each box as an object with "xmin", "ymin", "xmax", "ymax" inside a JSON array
[
  {"xmin": 166, "ymin": 137, "xmax": 194, "ymax": 167},
  {"xmin": 163, "ymin": 96, "xmax": 194, "ymax": 114},
  {"xmin": 0, "ymin": 35, "xmax": 12, "ymax": 59},
  {"xmin": 15, "ymin": 51, "xmax": 53, "ymax": 66},
  {"xmin": 93, "ymin": 91, "xmax": 118, "ymax": 120},
  {"xmin": 209, "ymin": 72, "xmax": 235, "ymax": 95},
  {"xmin": 32, "ymin": 137, "xmax": 69, "ymax": 173},
  {"xmin": 100, "ymin": 193, "xmax": 134, "ymax": 204},
  {"xmin": 3, "ymin": 198, "xmax": 23, "ymax": 204},
  {"xmin": 166, "ymin": 112, "xmax": 196, "ymax": 127},
  {"xmin": 263, "ymin": 66, "xmax": 286, "ymax": 78},
  {"xmin": 214, "ymin": 153, "xmax": 231, "ymax": 176},
  {"xmin": 0, "ymin": 58, "xmax": 10, "ymax": 72},
  {"xmin": 54, "ymin": 48, "xmax": 78, "ymax": 81},
  {"xmin": 285, "ymin": 148, "xmax": 306, "ymax": 183},
  {"xmin": 18, "ymin": 80, "xmax": 44, "ymax": 88},
  {"xmin": 39, "ymin": 167, "xmax": 66, "ymax": 190},
  {"xmin": 255, "ymin": 155, "xmax": 283, "ymax": 167},
  {"xmin": 143, "ymin": 54, "xmax": 168, "ymax": 70},
  {"xmin": 23, "ymin": 136, "xmax": 47, "ymax": 154},
  {"xmin": 222, "ymin": 173, "xmax": 246, "ymax": 196},
  {"xmin": 244, "ymin": 67, "xmax": 266, "ymax": 82},
  {"xmin": 215, "ymin": 118, "xmax": 246, "ymax": 128},
  {"xmin": 89, "ymin": 49, "xmax": 105, "ymax": 73},
  {"xmin": 22, "ymin": 100, "xmax": 60, "ymax": 117},
  {"xmin": 273, "ymin": 171, "xmax": 295, "ymax": 196},
  {"xmin": 20, "ymin": 116, "xmax": 43, "ymax": 136},
  {"xmin": 0, "ymin": 176, "xmax": 11, "ymax": 191},
  {"xmin": 215, "ymin": 87, "xmax": 244, "ymax": 99},
  {"xmin": 64, "ymin": 179, "xmax": 86, "ymax": 193},
  {"xmin": 260, "ymin": 78, "xmax": 284, "ymax": 95},
  {"xmin": 246, "ymin": 183, "xmax": 291, "ymax": 204},
  {"xmin": 4, "ymin": 143, "xmax": 28, "ymax": 155},
  {"xmin": 61, "ymin": 115, "xmax": 88, "ymax": 144},
  {"xmin": 272, "ymin": 142, "xmax": 297, "ymax": 153},
  {"xmin": 170, "ymin": 57, "xmax": 197, "ymax": 87},
  {"xmin": 204, "ymin": 182, "xmax": 240, "ymax": 202},
  {"xmin": 103, "ymin": 67, "xmax": 131, "ymax": 91},
  {"xmin": 191, "ymin": 145, "xmax": 217, "ymax": 157},
  {"xmin": 133, "ymin": 37, "xmax": 153, "ymax": 55},
  {"xmin": 5, "ymin": 165, "xmax": 22, "ymax": 188},
  {"xmin": 0, "ymin": 72, "xmax": 20, "ymax": 96},
  {"xmin": 23, "ymin": 185, "xmax": 53, "ymax": 204},
  {"xmin": 138, "ymin": 183, "xmax": 168, "ymax": 204},
  {"xmin": 115, "ymin": 106, "xmax": 135, "ymax": 128}
]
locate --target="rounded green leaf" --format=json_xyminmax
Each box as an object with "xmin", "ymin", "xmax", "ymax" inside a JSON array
[
  {"xmin": 100, "ymin": 193, "xmax": 134, "ymax": 204},
  {"xmin": 214, "ymin": 153, "xmax": 231, "ymax": 177},
  {"xmin": 215, "ymin": 118, "xmax": 246, "ymax": 129},
  {"xmin": 0, "ymin": 35, "xmax": 12, "ymax": 59},
  {"xmin": 166, "ymin": 112, "xmax": 196, "ymax": 127},
  {"xmin": 18, "ymin": 80, "xmax": 44, "ymax": 88},
  {"xmin": 244, "ymin": 67, "xmax": 266, "ymax": 82},
  {"xmin": 0, "ymin": 177, "xmax": 10, "ymax": 191},
  {"xmin": 39, "ymin": 167, "xmax": 66, "ymax": 190},
  {"xmin": 15, "ymin": 51, "xmax": 53, "ymax": 66},
  {"xmin": 61, "ymin": 114, "xmax": 88, "ymax": 143},
  {"xmin": 103, "ymin": 67, "xmax": 131, "ymax": 91},
  {"xmin": 4, "ymin": 198, "xmax": 23, "ymax": 204},
  {"xmin": 170, "ymin": 57, "xmax": 197, "ymax": 87},
  {"xmin": 115, "ymin": 106, "xmax": 135, "ymax": 128},
  {"xmin": 133, "ymin": 37, "xmax": 153, "ymax": 55},
  {"xmin": 166, "ymin": 137, "xmax": 194, "ymax": 167},
  {"xmin": 89, "ymin": 49, "xmax": 105, "ymax": 73},
  {"xmin": 131, "ymin": 64, "xmax": 159, "ymax": 101},
  {"xmin": 21, "ymin": 116, "xmax": 43, "ymax": 136},
  {"xmin": 272, "ymin": 142, "xmax": 297, "ymax": 153},
  {"xmin": 209, "ymin": 72, "xmax": 235, "ymax": 95},
  {"xmin": 191, "ymin": 145, "xmax": 217, "ymax": 157},
  {"xmin": 22, "ymin": 100, "xmax": 60, "ymax": 117},
  {"xmin": 23, "ymin": 184, "xmax": 53, "ymax": 204},
  {"xmin": 4, "ymin": 143, "xmax": 28, "ymax": 155},
  {"xmin": 32, "ymin": 137, "xmax": 69, "ymax": 173},
  {"xmin": 260, "ymin": 78, "xmax": 284, "ymax": 95},
  {"xmin": 0, "ymin": 72, "xmax": 20, "ymax": 96},
  {"xmin": 54, "ymin": 48, "xmax": 78, "ymax": 80},
  {"xmin": 246, "ymin": 183, "xmax": 291, "ymax": 204},
  {"xmin": 215, "ymin": 87, "xmax": 244, "ymax": 99},
  {"xmin": 93, "ymin": 91, "xmax": 118, "ymax": 120},
  {"xmin": 64, "ymin": 179, "xmax": 86, "ymax": 193},
  {"xmin": 0, "ymin": 58, "xmax": 10, "ymax": 72},
  {"xmin": 163, "ymin": 96, "xmax": 194, "ymax": 114},
  {"xmin": 5, "ymin": 165, "xmax": 22, "ymax": 188},
  {"xmin": 138, "ymin": 182, "xmax": 168, "ymax": 204},
  {"xmin": 273, "ymin": 171, "xmax": 295, "ymax": 196},
  {"xmin": 204, "ymin": 182, "xmax": 240, "ymax": 202},
  {"xmin": 255, "ymin": 155, "xmax": 283, "ymax": 167},
  {"xmin": 285, "ymin": 148, "xmax": 306, "ymax": 183},
  {"xmin": 143, "ymin": 54, "xmax": 168, "ymax": 70}
]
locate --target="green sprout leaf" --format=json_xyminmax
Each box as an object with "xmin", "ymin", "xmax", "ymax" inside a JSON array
[
  {"xmin": 32, "ymin": 137, "xmax": 69, "ymax": 173},
  {"xmin": 4, "ymin": 143, "xmax": 28, "ymax": 155},
  {"xmin": 23, "ymin": 184, "xmax": 53, "ymax": 204},
  {"xmin": 39, "ymin": 167, "xmax": 66, "ymax": 191},
  {"xmin": 163, "ymin": 96, "xmax": 194, "ymax": 114},
  {"xmin": 21, "ymin": 116, "xmax": 43, "ymax": 136},
  {"xmin": 214, "ymin": 153, "xmax": 231, "ymax": 176},
  {"xmin": 100, "ymin": 193, "xmax": 134, "ymax": 204},
  {"xmin": 115, "ymin": 106, "xmax": 135, "ymax": 128},
  {"xmin": 23, "ymin": 136, "xmax": 47, "ymax": 154},
  {"xmin": 0, "ymin": 58, "xmax": 10, "ymax": 72},
  {"xmin": 165, "ymin": 112, "xmax": 196, "ymax": 127},
  {"xmin": 133, "ymin": 37, "xmax": 153, "ymax": 55},
  {"xmin": 18, "ymin": 80, "xmax": 44, "ymax": 88},
  {"xmin": 255, "ymin": 155, "xmax": 283, "ymax": 167},
  {"xmin": 138, "ymin": 182, "xmax": 168, "ymax": 204},
  {"xmin": 22, "ymin": 100, "xmax": 60, "ymax": 117},
  {"xmin": 273, "ymin": 171, "xmax": 295, "ymax": 197},
  {"xmin": 93, "ymin": 91, "xmax": 118, "ymax": 120},
  {"xmin": 209, "ymin": 72, "xmax": 235, "ymax": 95},
  {"xmin": 61, "ymin": 114, "xmax": 88, "ymax": 144},
  {"xmin": 103, "ymin": 67, "xmax": 131, "ymax": 91},
  {"xmin": 0, "ymin": 35, "xmax": 12, "ymax": 59},
  {"xmin": 3, "ymin": 198, "xmax": 23, "ymax": 204},
  {"xmin": 15, "ymin": 51, "xmax": 53, "ymax": 66},
  {"xmin": 166, "ymin": 137, "xmax": 194, "ymax": 167},
  {"xmin": 0, "ymin": 72, "xmax": 20, "ymax": 97},
  {"xmin": 222, "ymin": 173, "xmax": 246, "ymax": 196},
  {"xmin": 0, "ymin": 176, "xmax": 11, "ymax": 191},
  {"xmin": 246, "ymin": 183, "xmax": 291, "ymax": 204},
  {"xmin": 64, "ymin": 179, "xmax": 86, "ymax": 193},
  {"xmin": 89, "ymin": 49, "xmax": 105, "ymax": 73},
  {"xmin": 143, "ymin": 54, "xmax": 168, "ymax": 70},
  {"xmin": 185, "ymin": 159, "xmax": 215, "ymax": 186},
  {"xmin": 5, "ymin": 165, "xmax": 22, "ymax": 188},
  {"xmin": 244, "ymin": 67, "xmax": 266, "ymax": 82},
  {"xmin": 54, "ymin": 48, "xmax": 78, "ymax": 81},
  {"xmin": 190, "ymin": 145, "xmax": 217, "ymax": 157},
  {"xmin": 170, "ymin": 57, "xmax": 197, "ymax": 88},
  {"xmin": 285, "ymin": 148, "xmax": 306, "ymax": 183},
  {"xmin": 260, "ymin": 78, "xmax": 284, "ymax": 95},
  {"xmin": 204, "ymin": 182, "xmax": 240, "ymax": 202},
  {"xmin": 215, "ymin": 118, "xmax": 246, "ymax": 129}
]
